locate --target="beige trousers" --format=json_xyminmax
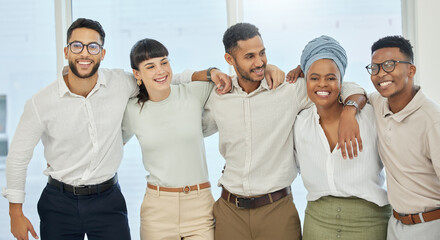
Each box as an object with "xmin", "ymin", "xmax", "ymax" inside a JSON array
[
  {"xmin": 213, "ymin": 193, "xmax": 302, "ymax": 240},
  {"xmin": 387, "ymin": 215, "xmax": 440, "ymax": 240},
  {"xmin": 140, "ymin": 187, "xmax": 215, "ymax": 240}
]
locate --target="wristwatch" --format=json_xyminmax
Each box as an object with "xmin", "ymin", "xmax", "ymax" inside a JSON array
[
  {"xmin": 344, "ymin": 100, "xmax": 359, "ymax": 113},
  {"xmin": 207, "ymin": 67, "xmax": 219, "ymax": 81}
]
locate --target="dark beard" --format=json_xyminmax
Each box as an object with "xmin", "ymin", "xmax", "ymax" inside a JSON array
[
  {"xmin": 69, "ymin": 60, "xmax": 100, "ymax": 79},
  {"xmin": 233, "ymin": 56, "xmax": 266, "ymax": 82}
]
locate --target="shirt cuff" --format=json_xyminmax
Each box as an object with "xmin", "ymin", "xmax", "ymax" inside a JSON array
[
  {"xmin": 2, "ymin": 187, "xmax": 25, "ymax": 203},
  {"xmin": 340, "ymin": 82, "xmax": 367, "ymax": 102}
]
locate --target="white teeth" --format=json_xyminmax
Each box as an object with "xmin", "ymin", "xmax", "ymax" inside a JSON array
[
  {"xmin": 253, "ymin": 68, "xmax": 263, "ymax": 74},
  {"xmin": 78, "ymin": 61, "xmax": 91, "ymax": 65},
  {"xmin": 316, "ymin": 91, "xmax": 330, "ymax": 96},
  {"xmin": 155, "ymin": 76, "xmax": 167, "ymax": 82},
  {"xmin": 379, "ymin": 81, "xmax": 392, "ymax": 87}
]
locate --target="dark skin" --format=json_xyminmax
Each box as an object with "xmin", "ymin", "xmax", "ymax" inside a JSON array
[
  {"xmin": 370, "ymin": 47, "xmax": 417, "ymax": 113},
  {"xmin": 286, "ymin": 64, "xmax": 366, "ymax": 159}
]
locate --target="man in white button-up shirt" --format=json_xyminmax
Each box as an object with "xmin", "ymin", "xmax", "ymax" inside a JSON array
[
  {"xmin": 203, "ymin": 23, "xmax": 366, "ymax": 240},
  {"xmin": 2, "ymin": 18, "xmax": 234, "ymax": 240}
]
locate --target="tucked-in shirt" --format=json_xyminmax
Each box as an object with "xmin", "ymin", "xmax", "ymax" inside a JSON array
[
  {"xmin": 369, "ymin": 87, "xmax": 440, "ymax": 214},
  {"xmin": 202, "ymin": 77, "xmax": 365, "ymax": 196},
  {"xmin": 2, "ymin": 68, "xmax": 193, "ymax": 203},
  {"xmin": 122, "ymin": 82, "xmax": 213, "ymax": 187},
  {"xmin": 294, "ymin": 104, "xmax": 388, "ymax": 206}
]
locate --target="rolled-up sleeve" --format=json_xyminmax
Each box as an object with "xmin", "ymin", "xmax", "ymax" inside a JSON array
[
  {"xmin": 340, "ymin": 81, "xmax": 367, "ymax": 102},
  {"xmin": 2, "ymin": 98, "xmax": 44, "ymax": 203},
  {"xmin": 172, "ymin": 70, "xmax": 195, "ymax": 84}
]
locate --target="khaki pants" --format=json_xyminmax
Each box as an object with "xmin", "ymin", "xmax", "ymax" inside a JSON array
[
  {"xmin": 213, "ymin": 193, "xmax": 302, "ymax": 240},
  {"xmin": 387, "ymin": 215, "xmax": 440, "ymax": 240},
  {"xmin": 140, "ymin": 187, "xmax": 215, "ymax": 240}
]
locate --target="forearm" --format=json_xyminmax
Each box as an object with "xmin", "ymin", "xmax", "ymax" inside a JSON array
[
  {"xmin": 9, "ymin": 203, "xmax": 24, "ymax": 218},
  {"xmin": 344, "ymin": 94, "xmax": 367, "ymax": 110},
  {"xmin": 191, "ymin": 70, "xmax": 208, "ymax": 81}
]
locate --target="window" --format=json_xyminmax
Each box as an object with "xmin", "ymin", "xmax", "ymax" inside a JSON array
[
  {"xmin": 0, "ymin": 0, "xmax": 56, "ymax": 235},
  {"xmin": 243, "ymin": 0, "xmax": 402, "ymax": 93}
]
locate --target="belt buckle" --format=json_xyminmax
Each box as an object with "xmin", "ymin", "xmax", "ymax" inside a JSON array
[
  {"xmin": 183, "ymin": 186, "xmax": 191, "ymax": 194},
  {"xmin": 235, "ymin": 197, "xmax": 254, "ymax": 209},
  {"xmin": 73, "ymin": 185, "xmax": 86, "ymax": 196},
  {"xmin": 235, "ymin": 197, "xmax": 242, "ymax": 208}
]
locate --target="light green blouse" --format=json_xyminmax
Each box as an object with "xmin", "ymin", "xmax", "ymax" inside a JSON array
[{"xmin": 122, "ymin": 81, "xmax": 214, "ymax": 187}]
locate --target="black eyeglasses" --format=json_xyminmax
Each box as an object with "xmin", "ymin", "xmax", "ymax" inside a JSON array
[
  {"xmin": 67, "ymin": 41, "xmax": 103, "ymax": 55},
  {"xmin": 365, "ymin": 60, "xmax": 412, "ymax": 76}
]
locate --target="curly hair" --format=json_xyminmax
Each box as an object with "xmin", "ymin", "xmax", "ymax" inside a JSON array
[
  {"xmin": 371, "ymin": 35, "xmax": 414, "ymax": 62},
  {"xmin": 223, "ymin": 23, "xmax": 261, "ymax": 54}
]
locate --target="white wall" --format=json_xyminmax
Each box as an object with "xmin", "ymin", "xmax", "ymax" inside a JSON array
[{"xmin": 403, "ymin": 0, "xmax": 440, "ymax": 104}]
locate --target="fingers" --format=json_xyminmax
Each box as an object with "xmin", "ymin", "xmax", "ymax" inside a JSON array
[
  {"xmin": 264, "ymin": 72, "xmax": 273, "ymax": 89},
  {"xmin": 222, "ymin": 76, "xmax": 232, "ymax": 93},
  {"xmin": 357, "ymin": 134, "xmax": 363, "ymax": 152},
  {"xmin": 339, "ymin": 141, "xmax": 347, "ymax": 160},
  {"xmin": 350, "ymin": 137, "xmax": 358, "ymax": 159},
  {"xmin": 286, "ymin": 65, "xmax": 302, "ymax": 83},
  {"xmin": 268, "ymin": 77, "xmax": 273, "ymax": 89},
  {"xmin": 286, "ymin": 70, "xmax": 294, "ymax": 83},
  {"xmin": 29, "ymin": 224, "xmax": 38, "ymax": 239},
  {"xmin": 273, "ymin": 70, "xmax": 285, "ymax": 90},
  {"xmin": 211, "ymin": 71, "xmax": 232, "ymax": 95}
]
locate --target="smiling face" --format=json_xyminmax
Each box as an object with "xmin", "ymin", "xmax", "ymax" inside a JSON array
[
  {"xmin": 225, "ymin": 36, "xmax": 267, "ymax": 88},
  {"xmin": 370, "ymin": 47, "xmax": 415, "ymax": 99},
  {"xmin": 64, "ymin": 27, "xmax": 105, "ymax": 79},
  {"xmin": 133, "ymin": 56, "xmax": 173, "ymax": 94},
  {"xmin": 306, "ymin": 59, "xmax": 342, "ymax": 109}
]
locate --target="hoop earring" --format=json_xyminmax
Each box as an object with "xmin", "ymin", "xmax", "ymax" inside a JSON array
[{"xmin": 338, "ymin": 93, "xmax": 343, "ymax": 104}]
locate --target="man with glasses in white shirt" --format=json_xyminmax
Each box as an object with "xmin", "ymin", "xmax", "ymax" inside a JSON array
[{"xmin": 1, "ymin": 18, "xmax": 237, "ymax": 240}]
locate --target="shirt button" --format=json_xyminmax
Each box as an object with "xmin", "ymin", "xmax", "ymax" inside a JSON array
[
  {"xmin": 336, "ymin": 214, "xmax": 341, "ymax": 219},
  {"xmin": 337, "ymin": 234, "xmax": 341, "ymax": 238},
  {"xmin": 336, "ymin": 207, "xmax": 341, "ymax": 212},
  {"xmin": 337, "ymin": 229, "xmax": 342, "ymax": 232}
]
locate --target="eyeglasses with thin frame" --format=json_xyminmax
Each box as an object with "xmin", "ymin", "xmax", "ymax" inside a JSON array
[
  {"xmin": 67, "ymin": 41, "xmax": 103, "ymax": 55},
  {"xmin": 365, "ymin": 60, "xmax": 412, "ymax": 76}
]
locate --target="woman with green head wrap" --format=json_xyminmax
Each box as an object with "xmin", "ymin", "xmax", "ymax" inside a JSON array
[{"xmin": 294, "ymin": 35, "xmax": 391, "ymax": 239}]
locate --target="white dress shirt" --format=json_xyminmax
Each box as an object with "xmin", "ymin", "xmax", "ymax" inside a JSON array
[
  {"xmin": 202, "ymin": 77, "xmax": 365, "ymax": 197},
  {"xmin": 2, "ymin": 68, "xmax": 193, "ymax": 203},
  {"xmin": 294, "ymin": 104, "xmax": 389, "ymax": 207}
]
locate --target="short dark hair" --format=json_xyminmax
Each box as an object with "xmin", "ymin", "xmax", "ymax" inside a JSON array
[
  {"xmin": 130, "ymin": 38, "xmax": 169, "ymax": 107},
  {"xmin": 371, "ymin": 35, "xmax": 414, "ymax": 62},
  {"xmin": 223, "ymin": 23, "xmax": 261, "ymax": 54},
  {"xmin": 129, "ymin": 38, "xmax": 169, "ymax": 70},
  {"xmin": 67, "ymin": 18, "xmax": 106, "ymax": 45}
]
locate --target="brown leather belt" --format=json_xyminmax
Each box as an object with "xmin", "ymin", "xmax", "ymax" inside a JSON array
[
  {"xmin": 48, "ymin": 174, "xmax": 117, "ymax": 196},
  {"xmin": 147, "ymin": 182, "xmax": 210, "ymax": 193},
  {"xmin": 393, "ymin": 208, "xmax": 440, "ymax": 225},
  {"xmin": 221, "ymin": 186, "xmax": 291, "ymax": 209}
]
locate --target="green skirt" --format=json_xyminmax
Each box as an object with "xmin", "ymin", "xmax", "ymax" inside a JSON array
[{"xmin": 303, "ymin": 196, "xmax": 391, "ymax": 240}]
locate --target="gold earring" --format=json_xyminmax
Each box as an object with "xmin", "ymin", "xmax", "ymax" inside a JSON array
[
  {"xmin": 338, "ymin": 93, "xmax": 343, "ymax": 104},
  {"xmin": 137, "ymin": 79, "xmax": 142, "ymax": 86}
]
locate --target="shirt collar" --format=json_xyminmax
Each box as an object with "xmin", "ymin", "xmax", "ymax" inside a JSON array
[
  {"xmin": 231, "ymin": 76, "xmax": 270, "ymax": 94},
  {"xmin": 57, "ymin": 68, "xmax": 106, "ymax": 97},
  {"xmin": 382, "ymin": 86, "xmax": 424, "ymax": 122}
]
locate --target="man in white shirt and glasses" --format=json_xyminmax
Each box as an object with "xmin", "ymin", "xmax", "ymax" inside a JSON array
[
  {"xmin": 1, "ymin": 17, "xmax": 239, "ymax": 240},
  {"xmin": 201, "ymin": 23, "xmax": 367, "ymax": 240}
]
